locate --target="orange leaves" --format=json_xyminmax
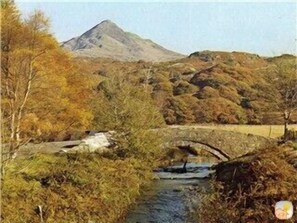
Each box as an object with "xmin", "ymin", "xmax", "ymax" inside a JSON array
[{"xmin": 1, "ymin": 1, "xmax": 93, "ymax": 143}]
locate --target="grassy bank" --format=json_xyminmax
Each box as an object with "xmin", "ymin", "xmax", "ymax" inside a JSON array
[
  {"xmin": 2, "ymin": 153, "xmax": 155, "ymax": 223},
  {"xmin": 193, "ymin": 146, "xmax": 297, "ymax": 222},
  {"xmin": 172, "ymin": 124, "xmax": 297, "ymax": 138}
]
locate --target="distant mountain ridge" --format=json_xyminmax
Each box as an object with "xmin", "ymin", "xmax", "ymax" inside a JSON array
[{"xmin": 61, "ymin": 20, "xmax": 184, "ymax": 61}]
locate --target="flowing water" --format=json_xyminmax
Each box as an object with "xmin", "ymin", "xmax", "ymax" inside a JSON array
[{"xmin": 124, "ymin": 162, "xmax": 214, "ymax": 223}]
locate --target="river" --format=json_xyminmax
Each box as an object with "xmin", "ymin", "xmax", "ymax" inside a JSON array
[{"xmin": 123, "ymin": 162, "xmax": 215, "ymax": 223}]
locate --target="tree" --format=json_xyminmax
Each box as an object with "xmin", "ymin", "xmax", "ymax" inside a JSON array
[
  {"xmin": 1, "ymin": 1, "xmax": 93, "ymax": 162},
  {"xmin": 92, "ymin": 73, "xmax": 165, "ymax": 161},
  {"xmin": 273, "ymin": 58, "xmax": 297, "ymax": 140},
  {"xmin": 1, "ymin": 0, "xmax": 23, "ymax": 157}
]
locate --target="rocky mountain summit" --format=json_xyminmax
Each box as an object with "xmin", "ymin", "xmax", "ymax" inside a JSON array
[{"xmin": 61, "ymin": 20, "xmax": 184, "ymax": 61}]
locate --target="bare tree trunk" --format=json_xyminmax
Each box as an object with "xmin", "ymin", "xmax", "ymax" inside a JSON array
[
  {"xmin": 284, "ymin": 120, "xmax": 288, "ymax": 141},
  {"xmin": 8, "ymin": 56, "xmax": 35, "ymax": 160},
  {"xmin": 283, "ymin": 110, "xmax": 289, "ymax": 141},
  {"xmin": 9, "ymin": 111, "xmax": 17, "ymax": 158}
]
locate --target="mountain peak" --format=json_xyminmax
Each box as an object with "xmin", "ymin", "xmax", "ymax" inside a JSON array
[
  {"xmin": 99, "ymin": 19, "xmax": 114, "ymax": 24},
  {"xmin": 62, "ymin": 20, "xmax": 184, "ymax": 61},
  {"xmin": 95, "ymin": 19, "xmax": 118, "ymax": 28},
  {"xmin": 90, "ymin": 19, "xmax": 121, "ymax": 33}
]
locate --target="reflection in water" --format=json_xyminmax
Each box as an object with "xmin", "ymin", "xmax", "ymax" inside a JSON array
[{"xmin": 124, "ymin": 163, "xmax": 213, "ymax": 223}]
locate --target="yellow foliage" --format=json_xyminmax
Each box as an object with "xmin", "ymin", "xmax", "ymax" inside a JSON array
[{"xmin": 1, "ymin": 1, "xmax": 93, "ymax": 143}]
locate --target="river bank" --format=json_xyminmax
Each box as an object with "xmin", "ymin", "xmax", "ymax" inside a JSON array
[
  {"xmin": 1, "ymin": 153, "xmax": 155, "ymax": 223},
  {"xmin": 3, "ymin": 144, "xmax": 296, "ymax": 223},
  {"xmin": 192, "ymin": 144, "xmax": 297, "ymax": 223},
  {"xmin": 2, "ymin": 152, "xmax": 215, "ymax": 223}
]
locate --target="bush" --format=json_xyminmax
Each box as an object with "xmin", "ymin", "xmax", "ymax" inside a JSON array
[
  {"xmin": 162, "ymin": 96, "xmax": 196, "ymax": 124},
  {"xmin": 284, "ymin": 130, "xmax": 297, "ymax": 141},
  {"xmin": 193, "ymin": 147, "xmax": 297, "ymax": 223},
  {"xmin": 153, "ymin": 81, "xmax": 173, "ymax": 93},
  {"xmin": 194, "ymin": 86, "xmax": 220, "ymax": 99},
  {"xmin": 195, "ymin": 98, "xmax": 247, "ymax": 124},
  {"xmin": 173, "ymin": 80, "xmax": 198, "ymax": 96},
  {"xmin": 218, "ymin": 85, "xmax": 241, "ymax": 104}
]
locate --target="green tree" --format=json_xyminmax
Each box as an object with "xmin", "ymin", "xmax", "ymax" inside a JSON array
[
  {"xmin": 273, "ymin": 59, "xmax": 297, "ymax": 140},
  {"xmin": 93, "ymin": 73, "xmax": 165, "ymax": 162}
]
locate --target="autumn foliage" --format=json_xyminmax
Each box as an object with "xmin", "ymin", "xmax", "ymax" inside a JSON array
[
  {"xmin": 1, "ymin": 0, "xmax": 93, "ymax": 158},
  {"xmin": 1, "ymin": 1, "xmax": 297, "ymax": 223},
  {"xmin": 80, "ymin": 52, "xmax": 296, "ymax": 126}
]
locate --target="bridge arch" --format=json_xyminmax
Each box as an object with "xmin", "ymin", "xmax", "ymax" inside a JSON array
[
  {"xmin": 160, "ymin": 127, "xmax": 275, "ymax": 162},
  {"xmin": 164, "ymin": 140, "xmax": 230, "ymax": 161}
]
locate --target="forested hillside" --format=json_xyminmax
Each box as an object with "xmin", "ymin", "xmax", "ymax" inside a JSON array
[{"xmin": 78, "ymin": 51, "xmax": 297, "ymax": 126}]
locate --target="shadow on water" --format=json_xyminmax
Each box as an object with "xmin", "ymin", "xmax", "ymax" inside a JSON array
[{"xmin": 123, "ymin": 162, "xmax": 214, "ymax": 223}]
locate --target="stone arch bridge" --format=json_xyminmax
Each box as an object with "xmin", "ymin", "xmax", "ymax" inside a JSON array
[
  {"xmin": 15, "ymin": 126, "xmax": 276, "ymax": 162},
  {"xmin": 158, "ymin": 126, "xmax": 276, "ymax": 161}
]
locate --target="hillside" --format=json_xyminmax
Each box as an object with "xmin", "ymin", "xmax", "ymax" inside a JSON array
[
  {"xmin": 76, "ymin": 51, "xmax": 296, "ymax": 125},
  {"xmin": 61, "ymin": 20, "xmax": 184, "ymax": 62}
]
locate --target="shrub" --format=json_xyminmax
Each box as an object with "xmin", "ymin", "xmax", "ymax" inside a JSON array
[
  {"xmin": 173, "ymin": 80, "xmax": 198, "ymax": 96},
  {"xmin": 162, "ymin": 96, "xmax": 196, "ymax": 124},
  {"xmin": 194, "ymin": 86, "xmax": 220, "ymax": 99},
  {"xmin": 218, "ymin": 85, "xmax": 241, "ymax": 104},
  {"xmin": 195, "ymin": 98, "xmax": 247, "ymax": 124},
  {"xmin": 153, "ymin": 81, "xmax": 173, "ymax": 93},
  {"xmin": 283, "ymin": 130, "xmax": 297, "ymax": 141},
  {"xmin": 193, "ymin": 147, "xmax": 297, "ymax": 223}
]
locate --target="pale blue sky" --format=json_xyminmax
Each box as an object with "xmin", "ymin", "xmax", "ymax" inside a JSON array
[{"xmin": 16, "ymin": 1, "xmax": 297, "ymax": 56}]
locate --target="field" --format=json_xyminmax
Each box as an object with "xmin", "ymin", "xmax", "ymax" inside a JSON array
[{"xmin": 170, "ymin": 124, "xmax": 297, "ymax": 139}]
